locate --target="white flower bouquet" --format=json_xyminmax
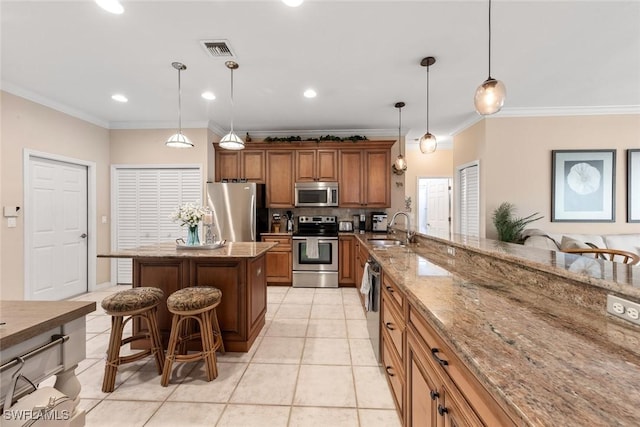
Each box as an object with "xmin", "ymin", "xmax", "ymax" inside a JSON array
[{"xmin": 170, "ymin": 202, "xmax": 206, "ymax": 227}]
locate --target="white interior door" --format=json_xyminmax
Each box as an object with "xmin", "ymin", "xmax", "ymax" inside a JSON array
[
  {"xmin": 417, "ymin": 178, "xmax": 451, "ymax": 238},
  {"xmin": 28, "ymin": 157, "xmax": 88, "ymax": 300},
  {"xmin": 113, "ymin": 166, "xmax": 201, "ymax": 284}
]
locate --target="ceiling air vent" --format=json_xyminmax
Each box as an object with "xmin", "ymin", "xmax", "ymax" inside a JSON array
[{"xmin": 200, "ymin": 40, "xmax": 235, "ymax": 58}]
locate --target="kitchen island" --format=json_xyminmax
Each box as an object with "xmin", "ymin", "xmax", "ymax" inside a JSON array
[
  {"xmin": 99, "ymin": 241, "xmax": 277, "ymax": 352},
  {"xmin": 355, "ymin": 232, "xmax": 640, "ymax": 426}
]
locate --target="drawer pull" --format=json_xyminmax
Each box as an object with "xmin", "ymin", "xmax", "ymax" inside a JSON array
[
  {"xmin": 437, "ymin": 404, "xmax": 448, "ymax": 416},
  {"xmin": 431, "ymin": 348, "xmax": 449, "ymax": 366},
  {"xmin": 430, "ymin": 390, "xmax": 439, "ymax": 401},
  {"xmin": 385, "ymin": 322, "xmax": 395, "ymax": 331},
  {"xmin": 386, "ymin": 286, "xmax": 394, "ymax": 293},
  {"xmin": 385, "ymin": 366, "xmax": 395, "ymax": 377}
]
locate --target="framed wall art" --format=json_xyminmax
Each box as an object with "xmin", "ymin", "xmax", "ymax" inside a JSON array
[
  {"xmin": 551, "ymin": 149, "xmax": 615, "ymax": 222},
  {"xmin": 628, "ymin": 149, "xmax": 640, "ymax": 222}
]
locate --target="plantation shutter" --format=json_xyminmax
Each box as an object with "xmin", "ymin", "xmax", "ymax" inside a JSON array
[
  {"xmin": 114, "ymin": 167, "xmax": 202, "ymax": 284},
  {"xmin": 459, "ymin": 164, "xmax": 479, "ymax": 237}
]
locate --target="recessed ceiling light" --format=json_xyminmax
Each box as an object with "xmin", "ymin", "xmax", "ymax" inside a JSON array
[
  {"xmin": 303, "ymin": 89, "xmax": 317, "ymax": 98},
  {"xmin": 282, "ymin": 0, "xmax": 304, "ymax": 7},
  {"xmin": 96, "ymin": 0, "xmax": 124, "ymax": 14},
  {"xmin": 201, "ymin": 91, "xmax": 216, "ymax": 101},
  {"xmin": 111, "ymin": 94, "xmax": 128, "ymax": 103}
]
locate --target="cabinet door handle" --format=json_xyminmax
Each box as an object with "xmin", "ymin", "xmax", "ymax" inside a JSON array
[
  {"xmin": 431, "ymin": 348, "xmax": 449, "ymax": 366},
  {"xmin": 386, "ymin": 286, "xmax": 394, "ymax": 293},
  {"xmin": 437, "ymin": 404, "xmax": 448, "ymax": 416},
  {"xmin": 385, "ymin": 322, "xmax": 394, "ymax": 331},
  {"xmin": 430, "ymin": 390, "xmax": 439, "ymax": 401},
  {"xmin": 385, "ymin": 366, "xmax": 395, "ymax": 377}
]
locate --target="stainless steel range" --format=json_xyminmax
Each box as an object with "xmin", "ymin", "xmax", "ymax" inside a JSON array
[{"xmin": 292, "ymin": 216, "xmax": 338, "ymax": 288}]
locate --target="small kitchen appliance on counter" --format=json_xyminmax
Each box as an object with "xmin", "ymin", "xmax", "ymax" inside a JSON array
[
  {"xmin": 371, "ymin": 212, "xmax": 388, "ymax": 232},
  {"xmin": 338, "ymin": 220, "xmax": 353, "ymax": 232},
  {"xmin": 358, "ymin": 214, "xmax": 367, "ymax": 234}
]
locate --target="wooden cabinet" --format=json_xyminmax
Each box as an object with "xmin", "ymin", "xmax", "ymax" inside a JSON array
[
  {"xmin": 381, "ymin": 273, "xmax": 405, "ymax": 424},
  {"xmin": 131, "ymin": 255, "xmax": 267, "ymax": 352},
  {"xmin": 266, "ymin": 150, "xmax": 294, "ymax": 207},
  {"xmin": 262, "ymin": 235, "xmax": 292, "ymax": 285},
  {"xmin": 339, "ymin": 148, "xmax": 390, "ymax": 207},
  {"xmin": 406, "ymin": 305, "xmax": 515, "ymax": 427},
  {"xmin": 338, "ymin": 235, "xmax": 356, "ymax": 286},
  {"xmin": 215, "ymin": 149, "xmax": 265, "ymax": 183},
  {"xmin": 295, "ymin": 149, "xmax": 338, "ymax": 182}
]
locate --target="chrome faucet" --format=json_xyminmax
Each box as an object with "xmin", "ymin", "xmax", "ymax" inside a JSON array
[{"xmin": 388, "ymin": 211, "xmax": 414, "ymax": 244}]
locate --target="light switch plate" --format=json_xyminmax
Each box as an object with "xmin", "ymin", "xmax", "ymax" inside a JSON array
[{"xmin": 607, "ymin": 294, "xmax": 640, "ymax": 326}]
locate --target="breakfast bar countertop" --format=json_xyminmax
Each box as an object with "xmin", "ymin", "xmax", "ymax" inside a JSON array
[
  {"xmin": 98, "ymin": 241, "xmax": 277, "ymax": 259},
  {"xmin": 358, "ymin": 234, "xmax": 640, "ymax": 427}
]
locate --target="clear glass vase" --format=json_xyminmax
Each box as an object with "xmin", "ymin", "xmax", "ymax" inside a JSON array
[{"xmin": 186, "ymin": 225, "xmax": 200, "ymax": 246}]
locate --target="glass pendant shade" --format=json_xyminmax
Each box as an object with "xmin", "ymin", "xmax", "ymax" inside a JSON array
[
  {"xmin": 219, "ymin": 131, "xmax": 245, "ymax": 150},
  {"xmin": 166, "ymin": 132, "xmax": 193, "ymax": 148},
  {"xmin": 419, "ymin": 132, "xmax": 437, "ymax": 154},
  {"xmin": 474, "ymin": 77, "xmax": 506, "ymax": 115},
  {"xmin": 393, "ymin": 155, "xmax": 407, "ymax": 173}
]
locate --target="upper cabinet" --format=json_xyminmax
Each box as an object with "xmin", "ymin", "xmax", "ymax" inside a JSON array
[
  {"xmin": 214, "ymin": 141, "xmax": 392, "ymax": 208},
  {"xmin": 339, "ymin": 148, "xmax": 390, "ymax": 207},
  {"xmin": 295, "ymin": 149, "xmax": 338, "ymax": 182},
  {"xmin": 215, "ymin": 149, "xmax": 265, "ymax": 183},
  {"xmin": 266, "ymin": 150, "xmax": 295, "ymax": 207}
]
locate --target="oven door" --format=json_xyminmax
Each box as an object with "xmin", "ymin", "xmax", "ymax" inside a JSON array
[{"xmin": 292, "ymin": 236, "xmax": 338, "ymax": 271}]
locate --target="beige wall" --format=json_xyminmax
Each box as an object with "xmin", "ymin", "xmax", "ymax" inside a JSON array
[
  {"xmin": 454, "ymin": 115, "xmax": 640, "ymax": 239},
  {"xmin": 404, "ymin": 143, "xmax": 454, "ymax": 223},
  {"xmin": 1, "ymin": 91, "xmax": 111, "ymax": 299}
]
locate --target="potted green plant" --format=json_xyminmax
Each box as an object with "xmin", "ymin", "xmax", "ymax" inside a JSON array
[{"xmin": 492, "ymin": 202, "xmax": 543, "ymax": 243}]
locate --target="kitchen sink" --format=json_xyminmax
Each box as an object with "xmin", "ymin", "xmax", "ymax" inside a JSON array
[{"xmin": 367, "ymin": 238, "xmax": 404, "ymax": 247}]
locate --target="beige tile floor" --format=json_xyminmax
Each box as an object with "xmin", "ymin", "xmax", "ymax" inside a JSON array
[{"xmin": 62, "ymin": 285, "xmax": 401, "ymax": 427}]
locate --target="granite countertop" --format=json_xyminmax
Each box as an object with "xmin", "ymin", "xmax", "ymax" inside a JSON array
[
  {"xmin": 98, "ymin": 241, "xmax": 277, "ymax": 259},
  {"xmin": 0, "ymin": 300, "xmax": 96, "ymax": 348},
  {"xmin": 357, "ymin": 234, "xmax": 640, "ymax": 426}
]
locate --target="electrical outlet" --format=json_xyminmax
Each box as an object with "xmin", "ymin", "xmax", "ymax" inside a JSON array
[
  {"xmin": 607, "ymin": 295, "xmax": 640, "ymax": 326},
  {"xmin": 447, "ymin": 246, "xmax": 456, "ymax": 256}
]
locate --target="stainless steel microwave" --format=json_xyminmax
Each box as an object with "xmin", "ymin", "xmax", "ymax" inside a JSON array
[{"xmin": 294, "ymin": 182, "xmax": 339, "ymax": 207}]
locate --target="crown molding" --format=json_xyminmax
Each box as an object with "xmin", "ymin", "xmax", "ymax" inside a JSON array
[
  {"xmin": 242, "ymin": 128, "xmax": 396, "ymax": 139},
  {"xmin": 108, "ymin": 120, "xmax": 209, "ymax": 130},
  {"xmin": 1, "ymin": 81, "xmax": 109, "ymax": 128},
  {"xmin": 497, "ymin": 105, "xmax": 640, "ymax": 117}
]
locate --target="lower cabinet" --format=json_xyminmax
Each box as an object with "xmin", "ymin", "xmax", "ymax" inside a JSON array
[
  {"xmin": 262, "ymin": 235, "xmax": 292, "ymax": 285},
  {"xmin": 338, "ymin": 235, "xmax": 356, "ymax": 286}
]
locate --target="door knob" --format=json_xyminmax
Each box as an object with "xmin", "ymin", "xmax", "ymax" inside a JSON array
[{"xmin": 80, "ymin": 233, "xmax": 87, "ymax": 238}]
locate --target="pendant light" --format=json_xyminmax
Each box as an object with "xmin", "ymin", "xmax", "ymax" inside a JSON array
[
  {"xmin": 474, "ymin": 0, "xmax": 506, "ymax": 115},
  {"xmin": 219, "ymin": 61, "xmax": 245, "ymax": 150},
  {"xmin": 419, "ymin": 56, "xmax": 437, "ymax": 154},
  {"xmin": 392, "ymin": 102, "xmax": 407, "ymax": 175},
  {"xmin": 165, "ymin": 62, "xmax": 194, "ymax": 148}
]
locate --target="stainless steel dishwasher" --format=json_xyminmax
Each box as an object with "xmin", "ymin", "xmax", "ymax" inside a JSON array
[{"xmin": 365, "ymin": 258, "xmax": 382, "ymax": 362}]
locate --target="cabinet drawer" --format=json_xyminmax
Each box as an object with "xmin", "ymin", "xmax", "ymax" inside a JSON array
[
  {"xmin": 262, "ymin": 236, "xmax": 291, "ymax": 252},
  {"xmin": 382, "ymin": 294, "xmax": 404, "ymax": 362},
  {"xmin": 382, "ymin": 333, "xmax": 404, "ymax": 419},
  {"xmin": 382, "ymin": 273, "xmax": 404, "ymax": 312}
]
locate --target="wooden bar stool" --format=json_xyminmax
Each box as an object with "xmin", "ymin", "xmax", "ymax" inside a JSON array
[
  {"xmin": 100, "ymin": 287, "xmax": 165, "ymax": 392},
  {"xmin": 161, "ymin": 286, "xmax": 225, "ymax": 387}
]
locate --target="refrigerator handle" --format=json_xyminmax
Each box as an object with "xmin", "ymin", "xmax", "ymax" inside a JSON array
[{"xmin": 251, "ymin": 194, "xmax": 256, "ymax": 241}]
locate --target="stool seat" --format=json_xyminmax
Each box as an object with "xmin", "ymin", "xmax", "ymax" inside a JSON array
[
  {"xmin": 101, "ymin": 287, "xmax": 164, "ymax": 313},
  {"xmin": 166, "ymin": 286, "xmax": 222, "ymax": 313}
]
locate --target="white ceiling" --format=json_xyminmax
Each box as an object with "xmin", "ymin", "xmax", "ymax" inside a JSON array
[{"xmin": 2, "ymin": 0, "xmax": 639, "ymax": 146}]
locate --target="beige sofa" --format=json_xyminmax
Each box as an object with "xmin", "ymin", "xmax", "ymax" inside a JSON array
[{"xmin": 523, "ymin": 229, "xmax": 640, "ymax": 258}]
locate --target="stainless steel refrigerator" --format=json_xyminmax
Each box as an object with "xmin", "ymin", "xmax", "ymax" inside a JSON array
[{"xmin": 206, "ymin": 182, "xmax": 268, "ymax": 242}]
